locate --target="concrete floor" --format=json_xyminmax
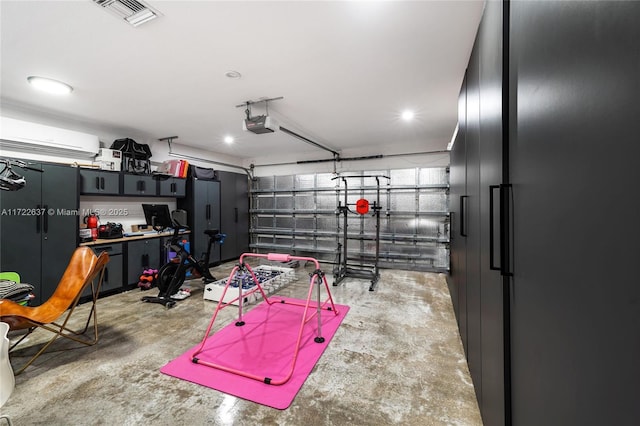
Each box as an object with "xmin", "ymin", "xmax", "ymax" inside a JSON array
[{"xmin": 2, "ymin": 260, "xmax": 482, "ymax": 426}]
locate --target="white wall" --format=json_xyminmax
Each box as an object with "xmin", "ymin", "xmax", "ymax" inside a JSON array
[
  {"xmin": 0, "ymin": 104, "xmax": 244, "ymax": 232},
  {"xmin": 1, "ymin": 104, "xmax": 450, "ymax": 233},
  {"xmin": 0, "ymin": 102, "xmax": 247, "ymax": 173},
  {"xmin": 79, "ymin": 196, "xmax": 177, "ymax": 234},
  {"xmin": 0, "ymin": 102, "xmax": 450, "ymax": 178}
]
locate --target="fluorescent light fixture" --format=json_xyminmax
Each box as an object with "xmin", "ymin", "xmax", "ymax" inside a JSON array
[
  {"xmin": 27, "ymin": 76, "xmax": 73, "ymax": 95},
  {"xmin": 224, "ymin": 136, "xmax": 234, "ymax": 144},
  {"xmin": 401, "ymin": 110, "xmax": 415, "ymax": 121}
]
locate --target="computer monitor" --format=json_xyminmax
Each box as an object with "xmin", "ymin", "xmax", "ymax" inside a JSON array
[{"xmin": 142, "ymin": 204, "xmax": 174, "ymax": 231}]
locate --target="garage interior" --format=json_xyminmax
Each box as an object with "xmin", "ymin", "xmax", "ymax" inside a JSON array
[{"xmin": 1, "ymin": 1, "xmax": 639, "ymax": 425}]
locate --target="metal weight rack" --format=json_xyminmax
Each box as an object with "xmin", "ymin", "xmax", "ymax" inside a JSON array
[{"xmin": 332, "ymin": 174, "xmax": 390, "ymax": 291}]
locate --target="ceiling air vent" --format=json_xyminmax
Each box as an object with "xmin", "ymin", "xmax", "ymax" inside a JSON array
[{"xmin": 93, "ymin": 0, "xmax": 161, "ymax": 27}]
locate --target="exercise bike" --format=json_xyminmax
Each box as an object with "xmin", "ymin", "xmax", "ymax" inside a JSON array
[{"xmin": 140, "ymin": 204, "xmax": 225, "ymax": 308}]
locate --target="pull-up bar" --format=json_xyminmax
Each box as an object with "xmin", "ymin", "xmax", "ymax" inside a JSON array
[{"xmin": 332, "ymin": 175, "xmax": 390, "ymax": 291}]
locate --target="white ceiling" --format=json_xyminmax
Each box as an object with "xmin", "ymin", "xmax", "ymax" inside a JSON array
[{"xmin": 0, "ymin": 0, "xmax": 483, "ymax": 164}]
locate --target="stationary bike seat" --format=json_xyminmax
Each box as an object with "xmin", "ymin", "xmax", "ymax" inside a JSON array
[{"xmin": 204, "ymin": 229, "xmax": 220, "ymax": 237}]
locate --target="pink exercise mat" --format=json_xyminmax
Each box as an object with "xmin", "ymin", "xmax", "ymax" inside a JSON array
[{"xmin": 160, "ymin": 297, "xmax": 350, "ymax": 409}]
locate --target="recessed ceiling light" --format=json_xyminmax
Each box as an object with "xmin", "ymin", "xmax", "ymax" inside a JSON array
[
  {"xmin": 224, "ymin": 136, "xmax": 234, "ymax": 144},
  {"xmin": 27, "ymin": 76, "xmax": 73, "ymax": 95},
  {"xmin": 401, "ymin": 110, "xmax": 415, "ymax": 121},
  {"xmin": 225, "ymin": 70, "xmax": 242, "ymax": 79}
]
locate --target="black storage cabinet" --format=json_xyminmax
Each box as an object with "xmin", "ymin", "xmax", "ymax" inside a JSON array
[
  {"xmin": 449, "ymin": 1, "xmax": 640, "ymax": 425},
  {"xmin": 126, "ymin": 238, "xmax": 161, "ymax": 285},
  {"xmin": 80, "ymin": 169, "xmax": 120, "ymax": 195},
  {"xmin": 218, "ymin": 170, "xmax": 249, "ymax": 261},
  {"xmin": 178, "ymin": 176, "xmax": 221, "ymax": 265},
  {"xmin": 87, "ymin": 243, "xmax": 123, "ymax": 296},
  {"xmin": 0, "ymin": 163, "xmax": 79, "ymax": 305}
]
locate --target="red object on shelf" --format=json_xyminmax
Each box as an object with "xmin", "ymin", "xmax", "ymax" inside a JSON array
[{"xmin": 83, "ymin": 213, "xmax": 100, "ymax": 240}]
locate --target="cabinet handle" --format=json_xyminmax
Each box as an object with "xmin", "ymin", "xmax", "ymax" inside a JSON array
[
  {"xmin": 104, "ymin": 267, "xmax": 109, "ymax": 283},
  {"xmin": 101, "ymin": 177, "xmax": 105, "ymax": 190},
  {"xmin": 141, "ymin": 180, "xmax": 146, "ymax": 192},
  {"xmin": 460, "ymin": 196, "xmax": 468, "ymax": 237},
  {"xmin": 43, "ymin": 205, "xmax": 49, "ymax": 233},
  {"xmin": 489, "ymin": 184, "xmax": 513, "ymax": 276},
  {"xmin": 171, "ymin": 182, "xmax": 176, "ymax": 193},
  {"xmin": 234, "ymin": 207, "xmax": 238, "ymax": 223},
  {"xmin": 490, "ymin": 185, "xmax": 499, "ymax": 271},
  {"xmin": 142, "ymin": 254, "xmax": 149, "ymax": 268},
  {"xmin": 206, "ymin": 204, "xmax": 210, "ymax": 220},
  {"xmin": 36, "ymin": 204, "xmax": 41, "ymax": 233},
  {"xmin": 95, "ymin": 177, "xmax": 100, "ymax": 190}
]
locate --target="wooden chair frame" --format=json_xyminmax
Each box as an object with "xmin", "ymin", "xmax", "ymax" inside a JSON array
[{"xmin": 0, "ymin": 247, "xmax": 109, "ymax": 375}]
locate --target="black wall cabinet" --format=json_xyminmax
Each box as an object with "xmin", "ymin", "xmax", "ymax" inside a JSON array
[
  {"xmin": 122, "ymin": 174, "xmax": 157, "ymax": 196},
  {"xmin": 159, "ymin": 177, "xmax": 186, "ymax": 197},
  {"xmin": 0, "ymin": 163, "xmax": 79, "ymax": 305},
  {"xmin": 80, "ymin": 169, "xmax": 120, "ymax": 195},
  {"xmin": 80, "ymin": 169, "xmax": 186, "ymax": 197},
  {"xmin": 218, "ymin": 170, "xmax": 249, "ymax": 261},
  {"xmin": 450, "ymin": 1, "xmax": 640, "ymax": 425}
]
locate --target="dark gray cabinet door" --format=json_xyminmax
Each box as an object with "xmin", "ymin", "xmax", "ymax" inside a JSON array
[
  {"xmin": 0, "ymin": 166, "xmax": 43, "ymax": 303},
  {"xmin": 191, "ymin": 179, "xmax": 220, "ymax": 263},
  {"xmin": 80, "ymin": 169, "xmax": 119, "ymax": 194},
  {"xmin": 219, "ymin": 171, "xmax": 249, "ymax": 261},
  {"xmin": 123, "ymin": 174, "xmax": 157, "ymax": 196},
  {"xmin": 219, "ymin": 171, "xmax": 238, "ymax": 259},
  {"xmin": 192, "ymin": 179, "xmax": 210, "ymax": 260},
  {"xmin": 40, "ymin": 164, "xmax": 79, "ymax": 303},
  {"xmin": 207, "ymin": 180, "xmax": 221, "ymax": 264},
  {"xmin": 93, "ymin": 243, "xmax": 123, "ymax": 292},
  {"xmin": 126, "ymin": 238, "xmax": 160, "ymax": 285},
  {"xmin": 508, "ymin": 2, "xmax": 640, "ymax": 425},
  {"xmin": 448, "ymin": 112, "xmax": 467, "ymax": 346},
  {"xmin": 464, "ymin": 38, "xmax": 483, "ymax": 408},
  {"xmin": 476, "ymin": 2, "xmax": 506, "ymax": 425},
  {"xmin": 0, "ymin": 163, "xmax": 78, "ymax": 305},
  {"xmin": 159, "ymin": 178, "xmax": 186, "ymax": 197},
  {"xmin": 234, "ymin": 173, "xmax": 249, "ymax": 256}
]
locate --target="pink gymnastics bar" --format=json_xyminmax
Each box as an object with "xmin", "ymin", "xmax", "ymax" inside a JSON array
[{"xmin": 190, "ymin": 252, "xmax": 339, "ymax": 385}]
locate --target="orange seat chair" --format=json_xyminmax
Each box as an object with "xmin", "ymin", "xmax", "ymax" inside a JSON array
[{"xmin": 0, "ymin": 247, "xmax": 109, "ymax": 375}]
